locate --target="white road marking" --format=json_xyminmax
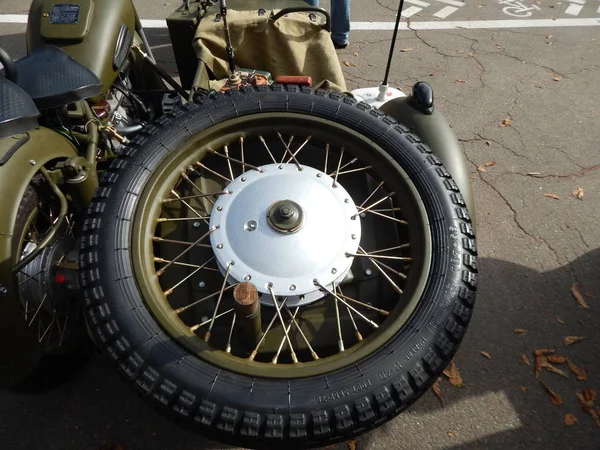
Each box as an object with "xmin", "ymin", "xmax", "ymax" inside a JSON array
[
  {"xmin": 434, "ymin": 0, "xmax": 466, "ymax": 6},
  {"xmin": 434, "ymin": 5, "xmax": 459, "ymax": 18},
  {"xmin": 566, "ymin": 0, "xmax": 586, "ymax": 5},
  {"xmin": 0, "ymin": 15, "xmax": 599, "ymax": 31},
  {"xmin": 401, "ymin": 6, "xmax": 423, "ymax": 17},
  {"xmin": 598, "ymin": 4, "xmax": 600, "ymax": 13},
  {"xmin": 405, "ymin": 0, "xmax": 431, "ymax": 7},
  {"xmin": 565, "ymin": 3, "xmax": 585, "ymax": 15}
]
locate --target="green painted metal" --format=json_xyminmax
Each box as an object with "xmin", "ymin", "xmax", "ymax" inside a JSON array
[
  {"xmin": 0, "ymin": 128, "xmax": 78, "ymax": 388},
  {"xmin": 26, "ymin": 0, "xmax": 138, "ymax": 91},
  {"xmin": 380, "ymin": 98, "xmax": 476, "ymax": 229}
]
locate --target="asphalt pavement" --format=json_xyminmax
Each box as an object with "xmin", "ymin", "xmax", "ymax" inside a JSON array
[{"xmin": 1, "ymin": 1, "xmax": 599, "ymax": 449}]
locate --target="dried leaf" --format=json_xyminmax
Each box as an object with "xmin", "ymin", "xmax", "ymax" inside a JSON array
[
  {"xmin": 527, "ymin": 172, "xmax": 541, "ymax": 176},
  {"xmin": 400, "ymin": 48, "xmax": 413, "ymax": 52},
  {"xmin": 513, "ymin": 328, "xmax": 527, "ymax": 334},
  {"xmin": 432, "ymin": 378, "xmax": 444, "ymax": 408},
  {"xmin": 485, "ymin": 161, "xmax": 497, "ymax": 167},
  {"xmin": 480, "ymin": 351, "xmax": 491, "ymax": 359},
  {"xmin": 567, "ymin": 359, "xmax": 588, "ymax": 381},
  {"xmin": 547, "ymin": 355, "xmax": 567, "ymax": 364},
  {"xmin": 485, "ymin": 140, "xmax": 491, "ymax": 146},
  {"xmin": 456, "ymin": 79, "xmax": 467, "ymax": 83},
  {"xmin": 468, "ymin": 52, "xmax": 474, "ymax": 57},
  {"xmin": 477, "ymin": 165, "xmax": 487, "ymax": 173},
  {"xmin": 353, "ymin": 51, "xmax": 359, "ymax": 57},
  {"xmin": 521, "ymin": 353, "xmax": 531, "ymax": 367},
  {"xmin": 564, "ymin": 413, "xmax": 577, "ymax": 426},
  {"xmin": 534, "ymin": 349, "xmax": 555, "ymax": 378},
  {"xmin": 348, "ymin": 440, "xmax": 357, "ymax": 450},
  {"xmin": 576, "ymin": 389, "xmax": 600, "ymax": 427},
  {"xmin": 520, "ymin": 385, "xmax": 529, "ymax": 393},
  {"xmin": 546, "ymin": 34, "xmax": 553, "ymax": 39},
  {"xmin": 553, "ymin": 76, "xmax": 562, "ymax": 81},
  {"xmin": 556, "ymin": 316, "xmax": 565, "ymax": 324},
  {"xmin": 442, "ymin": 360, "xmax": 464, "ymax": 387},
  {"xmin": 534, "ymin": 349, "xmax": 555, "ymax": 357},
  {"xmin": 564, "ymin": 336, "xmax": 585, "ymax": 347},
  {"xmin": 539, "ymin": 380, "xmax": 563, "ymax": 406},
  {"xmin": 447, "ymin": 431, "xmax": 454, "ymax": 437},
  {"xmin": 540, "ymin": 361, "xmax": 569, "ymax": 378},
  {"xmin": 544, "ymin": 193, "xmax": 560, "ymax": 200},
  {"xmin": 101, "ymin": 444, "xmax": 124, "ymax": 450},
  {"xmin": 571, "ymin": 283, "xmax": 590, "ymax": 309},
  {"xmin": 500, "ymin": 119, "xmax": 511, "ymax": 127},
  {"xmin": 342, "ymin": 60, "xmax": 356, "ymax": 67},
  {"xmin": 572, "ymin": 186, "xmax": 584, "ymax": 200}
]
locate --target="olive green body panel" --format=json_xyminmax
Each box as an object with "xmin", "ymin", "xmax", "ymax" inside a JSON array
[
  {"xmin": 0, "ymin": 128, "xmax": 77, "ymax": 388},
  {"xmin": 26, "ymin": 0, "xmax": 138, "ymax": 91},
  {"xmin": 380, "ymin": 98, "xmax": 476, "ymax": 229}
]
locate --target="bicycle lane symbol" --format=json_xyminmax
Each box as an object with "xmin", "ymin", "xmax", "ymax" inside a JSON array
[{"xmin": 497, "ymin": 0, "xmax": 541, "ymax": 17}]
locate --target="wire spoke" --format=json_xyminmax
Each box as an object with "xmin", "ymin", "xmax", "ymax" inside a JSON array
[
  {"xmin": 359, "ymin": 181, "xmax": 384, "ymax": 209},
  {"xmin": 175, "ymin": 284, "xmax": 237, "ymax": 314},
  {"xmin": 223, "ymin": 145, "xmax": 235, "ymax": 180},
  {"xmin": 324, "ymin": 143, "xmax": 330, "ymax": 173},
  {"xmin": 169, "ymin": 190, "xmax": 209, "ymax": 224},
  {"xmin": 347, "ymin": 252, "xmax": 411, "ymax": 262},
  {"xmin": 315, "ymin": 281, "xmax": 379, "ymax": 328},
  {"xmin": 268, "ymin": 286, "xmax": 298, "ymax": 363},
  {"xmin": 203, "ymin": 263, "xmax": 234, "ymax": 342},
  {"xmin": 194, "ymin": 162, "xmax": 233, "ymax": 183},
  {"xmin": 190, "ymin": 309, "xmax": 234, "ymax": 332},
  {"xmin": 272, "ymin": 307, "xmax": 299, "ymax": 363},
  {"xmin": 248, "ymin": 297, "xmax": 290, "ymax": 361},
  {"xmin": 328, "ymin": 157, "xmax": 358, "ymax": 177},
  {"xmin": 259, "ymin": 136, "xmax": 278, "ymax": 164},
  {"xmin": 152, "ymin": 237, "xmax": 211, "ymax": 249},
  {"xmin": 338, "ymin": 293, "xmax": 390, "ymax": 316},
  {"xmin": 164, "ymin": 257, "xmax": 216, "ymax": 296},
  {"xmin": 334, "ymin": 290, "xmax": 344, "ymax": 352},
  {"xmin": 225, "ymin": 313, "xmax": 236, "ymax": 353},
  {"xmin": 352, "ymin": 192, "xmax": 396, "ymax": 219},
  {"xmin": 357, "ymin": 207, "xmax": 408, "ymax": 224},
  {"xmin": 368, "ymin": 243, "xmax": 410, "ymax": 255},
  {"xmin": 17, "ymin": 269, "xmax": 45, "ymax": 286},
  {"xmin": 208, "ymin": 149, "xmax": 263, "ymax": 173},
  {"xmin": 373, "ymin": 258, "xmax": 408, "ymax": 280},
  {"xmin": 283, "ymin": 305, "xmax": 319, "ymax": 360},
  {"xmin": 277, "ymin": 133, "xmax": 302, "ymax": 170},
  {"xmin": 156, "ymin": 227, "xmax": 217, "ymax": 276},
  {"xmin": 332, "ymin": 147, "xmax": 345, "ymax": 187},
  {"xmin": 240, "ymin": 136, "xmax": 245, "ymax": 173},
  {"xmin": 157, "ymin": 216, "xmax": 211, "ymax": 223},
  {"xmin": 28, "ymin": 293, "xmax": 48, "ymax": 327},
  {"xmin": 39, "ymin": 314, "xmax": 56, "ymax": 343},
  {"xmin": 358, "ymin": 246, "xmax": 403, "ymax": 294},
  {"xmin": 180, "ymin": 171, "xmax": 207, "ymax": 196},
  {"xmin": 284, "ymin": 136, "xmax": 312, "ymax": 164},
  {"xmin": 58, "ymin": 314, "xmax": 69, "ymax": 347},
  {"xmin": 164, "ymin": 192, "xmax": 227, "ymax": 204}
]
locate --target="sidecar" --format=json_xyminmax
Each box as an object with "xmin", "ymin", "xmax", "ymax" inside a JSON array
[{"xmin": 165, "ymin": 0, "xmax": 474, "ymax": 216}]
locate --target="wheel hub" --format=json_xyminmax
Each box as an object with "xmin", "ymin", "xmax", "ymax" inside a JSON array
[{"xmin": 209, "ymin": 163, "xmax": 361, "ymax": 305}]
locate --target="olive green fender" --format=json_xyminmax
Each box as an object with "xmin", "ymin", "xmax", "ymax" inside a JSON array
[
  {"xmin": 380, "ymin": 97, "xmax": 476, "ymax": 229},
  {"xmin": 0, "ymin": 127, "xmax": 77, "ymax": 388}
]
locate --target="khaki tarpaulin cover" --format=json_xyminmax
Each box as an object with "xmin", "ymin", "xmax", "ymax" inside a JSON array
[{"xmin": 193, "ymin": 0, "xmax": 347, "ymax": 92}]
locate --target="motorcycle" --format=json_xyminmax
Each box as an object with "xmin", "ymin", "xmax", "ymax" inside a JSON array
[{"xmin": 1, "ymin": 0, "xmax": 477, "ymax": 447}]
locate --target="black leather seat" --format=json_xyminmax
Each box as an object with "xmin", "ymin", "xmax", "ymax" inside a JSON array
[
  {"xmin": 16, "ymin": 45, "xmax": 104, "ymax": 110},
  {"xmin": 0, "ymin": 76, "xmax": 40, "ymax": 140}
]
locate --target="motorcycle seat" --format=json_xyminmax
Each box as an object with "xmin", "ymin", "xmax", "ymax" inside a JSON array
[
  {"xmin": 16, "ymin": 45, "xmax": 104, "ymax": 110},
  {"xmin": 0, "ymin": 76, "xmax": 40, "ymax": 140}
]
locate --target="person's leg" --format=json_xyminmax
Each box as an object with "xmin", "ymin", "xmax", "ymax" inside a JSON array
[{"xmin": 331, "ymin": 0, "xmax": 350, "ymax": 46}]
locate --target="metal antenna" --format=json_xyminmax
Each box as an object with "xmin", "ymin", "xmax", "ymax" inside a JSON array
[
  {"xmin": 219, "ymin": 0, "xmax": 237, "ymax": 74},
  {"xmin": 379, "ymin": 0, "xmax": 405, "ymax": 100}
]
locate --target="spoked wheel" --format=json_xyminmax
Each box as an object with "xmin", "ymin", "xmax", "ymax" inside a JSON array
[
  {"xmin": 12, "ymin": 182, "xmax": 88, "ymax": 391},
  {"xmin": 82, "ymin": 87, "xmax": 477, "ymax": 448}
]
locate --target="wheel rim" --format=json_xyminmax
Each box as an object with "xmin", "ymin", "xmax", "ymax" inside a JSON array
[
  {"xmin": 133, "ymin": 113, "xmax": 432, "ymax": 378},
  {"xmin": 16, "ymin": 194, "xmax": 79, "ymax": 353}
]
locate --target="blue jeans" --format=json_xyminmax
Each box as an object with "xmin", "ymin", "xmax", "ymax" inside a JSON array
[{"xmin": 304, "ymin": 0, "xmax": 350, "ymax": 44}]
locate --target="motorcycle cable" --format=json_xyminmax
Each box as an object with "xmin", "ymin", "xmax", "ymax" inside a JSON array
[
  {"xmin": 379, "ymin": 0, "xmax": 405, "ymax": 99},
  {"xmin": 219, "ymin": 0, "xmax": 237, "ymax": 74}
]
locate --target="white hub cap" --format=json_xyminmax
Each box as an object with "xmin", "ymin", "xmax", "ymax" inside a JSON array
[{"xmin": 209, "ymin": 163, "xmax": 361, "ymax": 305}]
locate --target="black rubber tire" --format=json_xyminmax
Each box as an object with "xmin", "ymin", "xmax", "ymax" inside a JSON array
[
  {"xmin": 11, "ymin": 184, "xmax": 91, "ymax": 393},
  {"xmin": 80, "ymin": 86, "xmax": 477, "ymax": 449}
]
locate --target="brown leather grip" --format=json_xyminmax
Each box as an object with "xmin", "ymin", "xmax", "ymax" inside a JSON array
[{"xmin": 275, "ymin": 76, "xmax": 313, "ymax": 87}]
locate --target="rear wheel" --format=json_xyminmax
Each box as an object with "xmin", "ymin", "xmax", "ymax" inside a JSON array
[{"xmin": 81, "ymin": 86, "xmax": 477, "ymax": 448}]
